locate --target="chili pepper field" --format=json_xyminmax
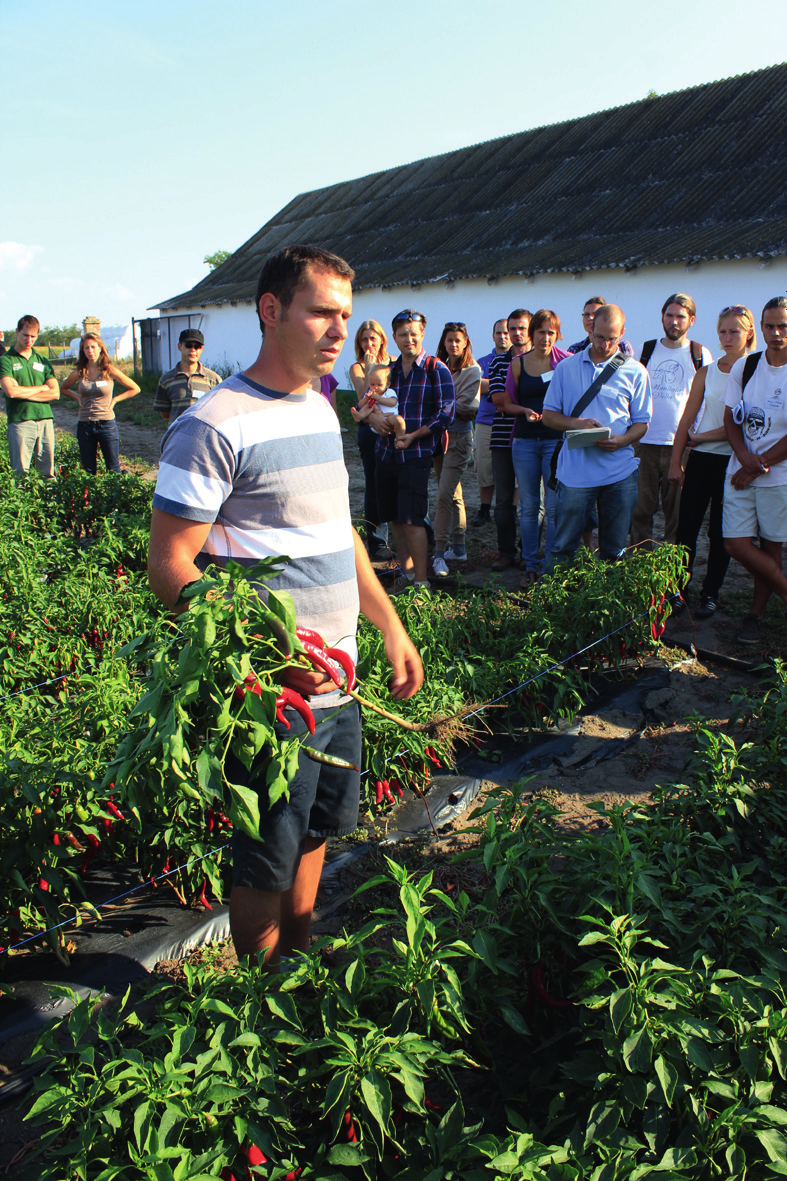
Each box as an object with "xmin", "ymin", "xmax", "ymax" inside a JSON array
[{"xmin": 5, "ymin": 446, "xmax": 787, "ymax": 1178}]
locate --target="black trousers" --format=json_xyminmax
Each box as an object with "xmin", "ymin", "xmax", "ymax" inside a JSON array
[
  {"xmin": 357, "ymin": 424, "xmax": 383, "ymax": 538},
  {"xmin": 675, "ymin": 449, "xmax": 731, "ymax": 598},
  {"xmin": 491, "ymin": 447, "xmax": 518, "ymax": 558}
]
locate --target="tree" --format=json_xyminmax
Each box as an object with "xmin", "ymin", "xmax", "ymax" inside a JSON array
[{"xmin": 204, "ymin": 250, "xmax": 231, "ymax": 271}]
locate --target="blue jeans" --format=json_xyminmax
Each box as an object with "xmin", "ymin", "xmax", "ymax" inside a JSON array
[
  {"xmin": 548, "ymin": 470, "xmax": 639, "ymax": 570},
  {"xmin": 77, "ymin": 419, "xmax": 120, "ymax": 474},
  {"xmin": 512, "ymin": 437, "xmax": 560, "ymax": 572}
]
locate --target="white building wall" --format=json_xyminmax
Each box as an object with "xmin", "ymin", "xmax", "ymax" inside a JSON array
[{"xmin": 158, "ymin": 254, "xmax": 787, "ymax": 381}]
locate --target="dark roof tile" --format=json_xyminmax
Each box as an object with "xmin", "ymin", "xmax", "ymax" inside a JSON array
[{"xmin": 155, "ymin": 62, "xmax": 787, "ymax": 310}]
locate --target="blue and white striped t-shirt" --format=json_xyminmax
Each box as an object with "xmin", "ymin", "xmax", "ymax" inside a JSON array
[{"xmin": 152, "ymin": 373, "xmax": 359, "ymax": 664}]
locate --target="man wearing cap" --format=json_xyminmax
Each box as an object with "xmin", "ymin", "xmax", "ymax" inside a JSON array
[{"xmin": 154, "ymin": 329, "xmax": 222, "ymax": 425}]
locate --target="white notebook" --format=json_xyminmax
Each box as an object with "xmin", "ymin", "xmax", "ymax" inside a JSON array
[{"xmin": 565, "ymin": 427, "xmax": 611, "ymax": 449}]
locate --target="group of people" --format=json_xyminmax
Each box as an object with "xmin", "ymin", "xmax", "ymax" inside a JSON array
[
  {"xmin": 0, "ymin": 315, "xmax": 141, "ymax": 477},
  {"xmin": 347, "ymin": 292, "xmax": 787, "ymax": 644}
]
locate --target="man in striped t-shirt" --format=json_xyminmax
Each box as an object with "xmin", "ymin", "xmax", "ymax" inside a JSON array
[{"xmin": 148, "ymin": 245, "xmax": 423, "ymax": 967}]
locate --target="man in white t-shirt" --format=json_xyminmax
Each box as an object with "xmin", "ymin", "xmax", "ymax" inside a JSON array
[
  {"xmin": 723, "ymin": 296, "xmax": 787, "ymax": 645},
  {"xmin": 630, "ymin": 293, "xmax": 712, "ymax": 548}
]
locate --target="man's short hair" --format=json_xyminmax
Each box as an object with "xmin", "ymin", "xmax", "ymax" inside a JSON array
[
  {"xmin": 583, "ymin": 296, "xmax": 606, "ymax": 309},
  {"xmin": 391, "ymin": 309, "xmax": 427, "ymax": 333},
  {"xmin": 508, "ymin": 308, "xmax": 532, "ymax": 321},
  {"xmin": 661, "ymin": 292, "xmax": 696, "ymax": 318},
  {"xmin": 17, "ymin": 315, "xmax": 40, "ymax": 333},
  {"xmin": 762, "ymin": 296, "xmax": 787, "ymax": 317},
  {"xmin": 493, "ymin": 318, "xmax": 508, "ymax": 333},
  {"xmin": 255, "ymin": 244, "xmax": 355, "ymax": 333}
]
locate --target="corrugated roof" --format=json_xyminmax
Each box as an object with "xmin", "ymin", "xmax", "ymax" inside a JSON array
[{"xmin": 155, "ymin": 62, "xmax": 787, "ymax": 310}]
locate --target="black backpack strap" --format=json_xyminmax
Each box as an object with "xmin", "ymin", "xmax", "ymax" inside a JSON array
[
  {"xmin": 639, "ymin": 340, "xmax": 657, "ymax": 368},
  {"xmin": 690, "ymin": 341, "xmax": 704, "ymax": 372},
  {"xmin": 741, "ymin": 351, "xmax": 761, "ymax": 393},
  {"xmin": 548, "ymin": 352, "xmax": 626, "ymax": 488}
]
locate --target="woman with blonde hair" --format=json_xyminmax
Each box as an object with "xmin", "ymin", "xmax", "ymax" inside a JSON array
[
  {"xmin": 668, "ymin": 304, "xmax": 756, "ymax": 617},
  {"xmin": 431, "ymin": 322, "xmax": 482, "ymax": 576},
  {"xmin": 349, "ymin": 320, "xmax": 391, "ymax": 558},
  {"xmin": 61, "ymin": 333, "xmax": 139, "ymax": 473}
]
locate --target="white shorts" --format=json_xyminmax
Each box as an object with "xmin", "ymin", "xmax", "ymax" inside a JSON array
[{"xmin": 722, "ymin": 477, "xmax": 787, "ymax": 543}]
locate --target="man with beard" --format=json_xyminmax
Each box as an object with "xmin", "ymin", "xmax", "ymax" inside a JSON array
[{"xmin": 631, "ymin": 293, "xmax": 711, "ymax": 550}]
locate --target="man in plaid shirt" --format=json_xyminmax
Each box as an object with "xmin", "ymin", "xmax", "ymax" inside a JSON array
[{"xmin": 375, "ymin": 310, "xmax": 455, "ymax": 589}]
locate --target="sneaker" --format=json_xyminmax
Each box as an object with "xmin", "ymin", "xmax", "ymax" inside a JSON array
[
  {"xmin": 432, "ymin": 555, "xmax": 449, "ymax": 578},
  {"xmin": 737, "ymin": 614, "xmax": 761, "ymax": 645},
  {"xmin": 444, "ymin": 548, "xmax": 467, "ymax": 561},
  {"xmin": 413, "ymin": 582, "xmax": 432, "ymax": 597},
  {"xmin": 672, "ymin": 595, "xmax": 687, "ymax": 613},
  {"xmin": 491, "ymin": 554, "xmax": 514, "ymax": 571},
  {"xmin": 368, "ymin": 544, "xmax": 394, "ymax": 562},
  {"xmin": 472, "ymin": 507, "xmax": 491, "ymax": 526},
  {"xmin": 392, "ymin": 574, "xmax": 415, "ymax": 594},
  {"xmin": 695, "ymin": 595, "xmax": 719, "ymax": 619}
]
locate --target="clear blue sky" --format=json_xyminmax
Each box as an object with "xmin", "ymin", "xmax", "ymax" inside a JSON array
[{"xmin": 1, "ymin": 0, "xmax": 783, "ymax": 330}]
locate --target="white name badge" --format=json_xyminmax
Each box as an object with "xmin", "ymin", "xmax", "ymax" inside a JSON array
[
  {"xmin": 541, "ymin": 372, "xmax": 552, "ymax": 383},
  {"xmin": 32, "ymin": 362, "xmax": 45, "ymax": 372},
  {"xmin": 96, "ymin": 380, "xmax": 109, "ymax": 388},
  {"xmin": 12, "ymin": 363, "xmax": 22, "ymax": 371}
]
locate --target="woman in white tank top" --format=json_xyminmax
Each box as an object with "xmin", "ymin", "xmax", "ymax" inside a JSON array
[
  {"xmin": 668, "ymin": 306, "xmax": 757, "ymax": 617},
  {"xmin": 61, "ymin": 333, "xmax": 139, "ymax": 473}
]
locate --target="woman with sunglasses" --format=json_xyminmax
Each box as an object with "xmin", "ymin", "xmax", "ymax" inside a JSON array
[
  {"xmin": 60, "ymin": 333, "xmax": 139, "ymax": 473},
  {"xmin": 348, "ymin": 320, "xmax": 391, "ymax": 559},
  {"xmin": 498, "ymin": 309, "xmax": 569, "ymax": 586},
  {"xmin": 431, "ymin": 323, "xmax": 481, "ymax": 577},
  {"xmin": 668, "ymin": 304, "xmax": 756, "ymax": 617}
]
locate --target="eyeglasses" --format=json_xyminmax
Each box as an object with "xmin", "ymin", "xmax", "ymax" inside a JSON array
[{"xmin": 393, "ymin": 311, "xmax": 425, "ymax": 323}]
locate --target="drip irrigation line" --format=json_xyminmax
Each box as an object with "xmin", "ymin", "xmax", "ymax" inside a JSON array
[
  {"xmin": 360, "ymin": 591, "xmax": 681, "ymax": 777},
  {"xmin": 5, "ymin": 842, "xmax": 232, "ymax": 955},
  {"xmin": 0, "ymin": 673, "xmax": 68, "ymax": 703}
]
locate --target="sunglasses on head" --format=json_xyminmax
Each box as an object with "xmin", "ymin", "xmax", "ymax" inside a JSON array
[
  {"xmin": 444, "ymin": 322, "xmax": 466, "ymax": 331},
  {"xmin": 393, "ymin": 312, "xmax": 425, "ymax": 323},
  {"xmin": 720, "ymin": 306, "xmax": 750, "ymax": 318}
]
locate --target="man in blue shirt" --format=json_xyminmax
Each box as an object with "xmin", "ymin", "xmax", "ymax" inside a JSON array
[{"xmin": 542, "ymin": 305, "xmax": 651, "ymax": 569}]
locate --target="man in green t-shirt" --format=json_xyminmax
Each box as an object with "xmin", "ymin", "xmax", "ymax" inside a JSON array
[{"xmin": 0, "ymin": 315, "xmax": 60, "ymax": 477}]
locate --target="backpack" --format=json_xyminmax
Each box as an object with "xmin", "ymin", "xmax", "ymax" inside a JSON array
[
  {"xmin": 741, "ymin": 351, "xmax": 761, "ymax": 392},
  {"xmin": 640, "ymin": 339, "xmax": 704, "ymax": 371}
]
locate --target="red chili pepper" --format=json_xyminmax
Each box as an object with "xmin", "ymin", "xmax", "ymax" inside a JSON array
[
  {"xmin": 324, "ymin": 647, "xmax": 356, "ymax": 692},
  {"xmin": 80, "ymin": 834, "xmax": 100, "ymax": 876},
  {"xmin": 217, "ymin": 812, "xmax": 232, "ymax": 827},
  {"xmin": 234, "ymin": 673, "xmax": 263, "ymax": 702},
  {"xmin": 52, "ymin": 833, "xmax": 60, "ymax": 846},
  {"xmin": 425, "ymin": 746, "xmax": 441, "ymax": 768},
  {"xmin": 65, "ymin": 832, "xmax": 85, "ymax": 852},
  {"xmin": 284, "ymin": 1171, "xmax": 302, "ymax": 1181},
  {"xmin": 295, "ymin": 625, "xmax": 325, "ymax": 648},
  {"xmin": 375, "ymin": 780, "xmax": 384, "ymax": 805},
  {"xmin": 206, "ymin": 807, "xmax": 215, "ymax": 834},
  {"xmin": 391, "ymin": 779, "xmax": 404, "ymax": 797},
  {"xmin": 383, "ymin": 780, "xmax": 394, "ymax": 804},
  {"xmin": 220, "ymin": 1170, "xmax": 237, "ymax": 1181},
  {"xmin": 275, "ymin": 697, "xmax": 291, "ymax": 729},
  {"xmin": 245, "ymin": 1144, "xmax": 267, "ymax": 1166},
  {"xmin": 425, "ymin": 1098, "xmax": 444, "ymax": 1111},
  {"xmin": 106, "ymin": 801, "xmax": 124, "ymax": 821},
  {"xmin": 342, "ymin": 1110, "xmax": 357, "ymax": 1142},
  {"xmin": 530, "ymin": 962, "xmax": 575, "ymax": 1009},
  {"xmin": 278, "ymin": 686, "xmax": 316, "ymax": 734},
  {"xmin": 38, "ymin": 876, "xmax": 50, "ymax": 892},
  {"xmin": 198, "ymin": 878, "xmax": 211, "ymax": 909},
  {"xmin": 300, "ymin": 641, "xmax": 343, "ymax": 688}
]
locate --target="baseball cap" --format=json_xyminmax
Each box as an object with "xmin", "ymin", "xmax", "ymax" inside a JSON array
[{"xmin": 179, "ymin": 328, "xmax": 204, "ymax": 346}]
